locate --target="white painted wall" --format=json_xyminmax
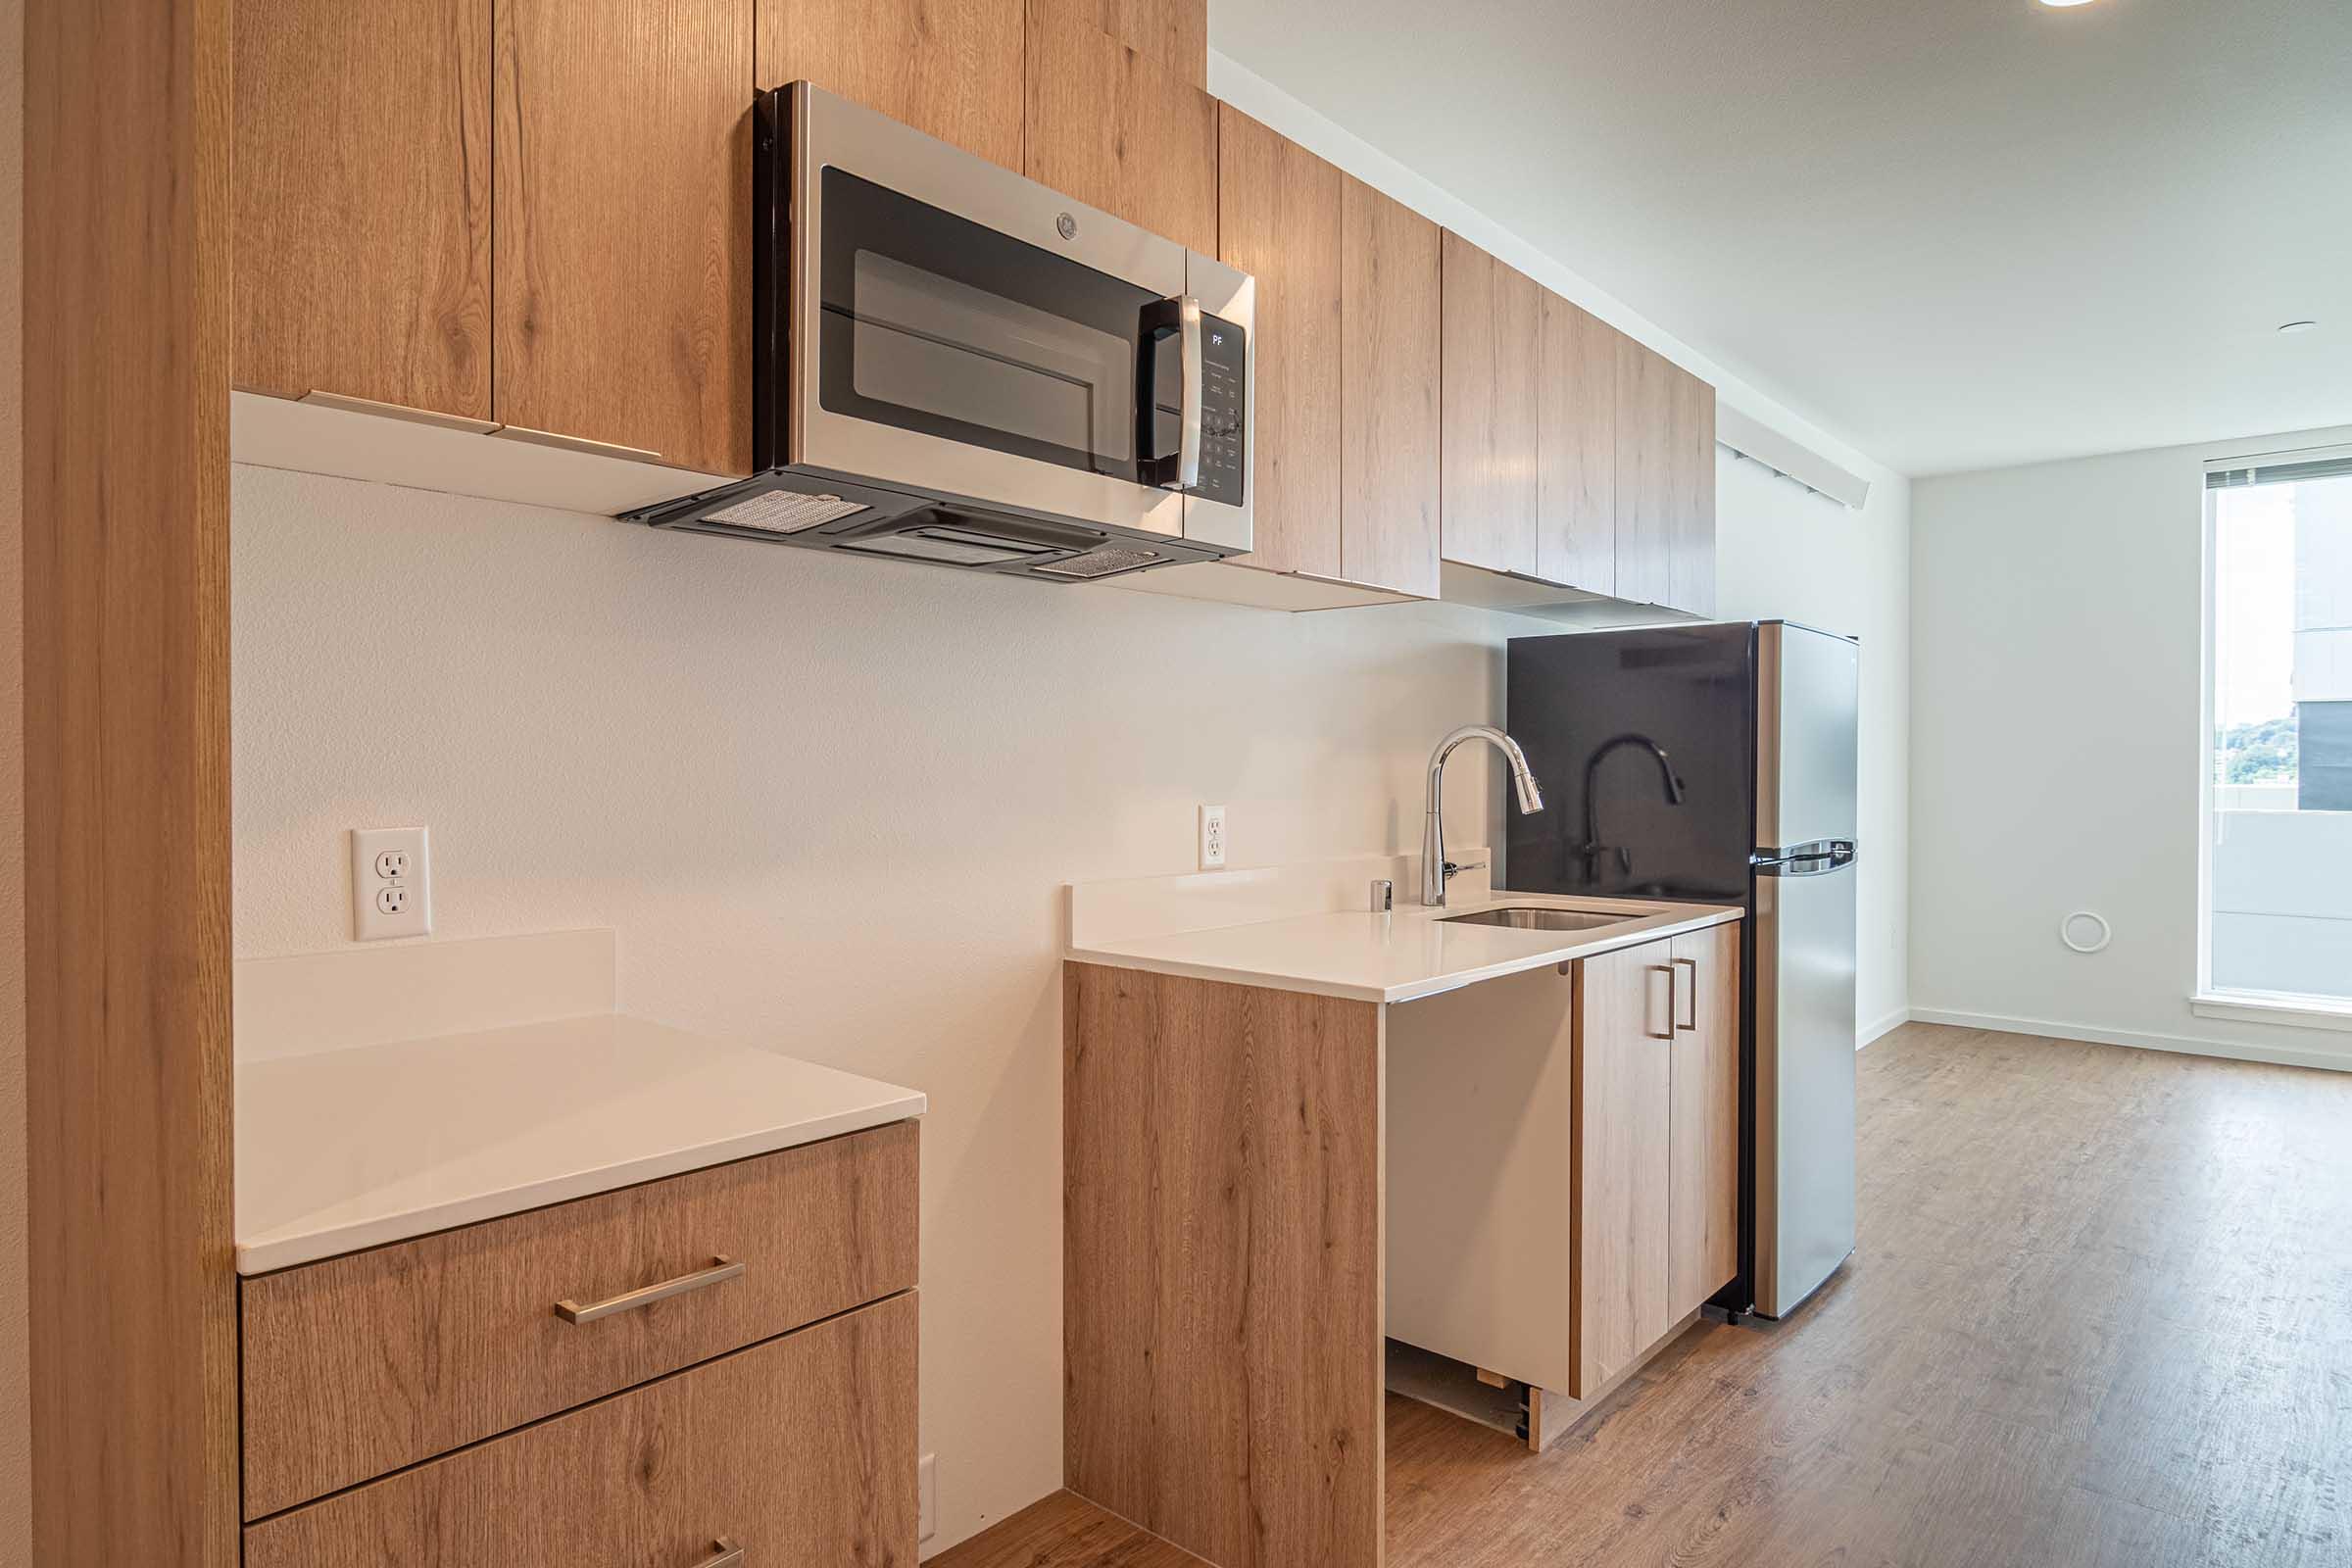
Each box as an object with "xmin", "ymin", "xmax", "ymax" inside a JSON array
[
  {"xmin": 1911, "ymin": 423, "xmax": 2352, "ymax": 1073},
  {"xmin": 1715, "ymin": 453, "xmax": 1911, "ymax": 1041}
]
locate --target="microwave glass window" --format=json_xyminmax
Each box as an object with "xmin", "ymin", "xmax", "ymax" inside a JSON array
[
  {"xmin": 818, "ymin": 169, "xmax": 1175, "ymax": 484},
  {"xmin": 850, "ymin": 250, "xmax": 1134, "ymax": 465}
]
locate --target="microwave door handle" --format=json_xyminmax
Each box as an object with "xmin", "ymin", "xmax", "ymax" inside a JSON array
[{"xmin": 1171, "ymin": 295, "xmax": 1202, "ymax": 492}]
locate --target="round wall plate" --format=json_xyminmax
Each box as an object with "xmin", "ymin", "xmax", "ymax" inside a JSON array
[{"xmin": 2060, "ymin": 911, "xmax": 2112, "ymax": 954}]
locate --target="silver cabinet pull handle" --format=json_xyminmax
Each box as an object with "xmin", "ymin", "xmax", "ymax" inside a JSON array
[
  {"xmin": 555, "ymin": 1255, "xmax": 744, "ymax": 1324},
  {"xmin": 1673, "ymin": 956, "xmax": 1698, "ymax": 1032},
  {"xmin": 696, "ymin": 1539, "xmax": 744, "ymax": 1568},
  {"xmin": 1645, "ymin": 965, "xmax": 1676, "ymax": 1041}
]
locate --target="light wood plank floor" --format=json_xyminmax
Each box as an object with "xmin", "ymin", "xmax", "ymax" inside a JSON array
[{"xmin": 935, "ymin": 1023, "xmax": 2352, "ymax": 1568}]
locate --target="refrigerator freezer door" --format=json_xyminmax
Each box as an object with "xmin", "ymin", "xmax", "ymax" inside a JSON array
[
  {"xmin": 1752, "ymin": 858, "xmax": 1858, "ymax": 1317},
  {"xmin": 1756, "ymin": 622, "xmax": 1859, "ymax": 855}
]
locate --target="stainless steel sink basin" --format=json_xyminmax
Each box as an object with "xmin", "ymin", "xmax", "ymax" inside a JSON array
[{"xmin": 1437, "ymin": 906, "xmax": 1638, "ymax": 932}]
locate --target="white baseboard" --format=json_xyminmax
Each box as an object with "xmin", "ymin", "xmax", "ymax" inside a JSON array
[
  {"xmin": 1857, "ymin": 1007, "xmax": 1911, "ymax": 1049},
  {"xmin": 1906, "ymin": 1005, "xmax": 2352, "ymax": 1074}
]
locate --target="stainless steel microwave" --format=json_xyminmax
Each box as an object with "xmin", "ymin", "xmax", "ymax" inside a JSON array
[{"xmin": 627, "ymin": 83, "xmax": 1253, "ymax": 584}]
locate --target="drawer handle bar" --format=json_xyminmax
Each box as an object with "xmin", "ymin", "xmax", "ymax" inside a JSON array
[
  {"xmin": 696, "ymin": 1539, "xmax": 745, "ymax": 1568},
  {"xmin": 1645, "ymin": 965, "xmax": 1676, "ymax": 1041},
  {"xmin": 555, "ymin": 1255, "xmax": 744, "ymax": 1324}
]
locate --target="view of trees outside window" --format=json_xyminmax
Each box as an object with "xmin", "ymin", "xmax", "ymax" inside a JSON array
[{"xmin": 2207, "ymin": 466, "xmax": 2352, "ymax": 1003}]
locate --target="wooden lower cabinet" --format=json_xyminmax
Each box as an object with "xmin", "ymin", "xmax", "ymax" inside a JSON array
[
  {"xmin": 1385, "ymin": 922, "xmax": 1741, "ymax": 1406},
  {"xmin": 244, "ymin": 1292, "xmax": 918, "ymax": 1566},
  {"xmin": 1668, "ymin": 920, "xmax": 1740, "ymax": 1317},
  {"xmin": 240, "ymin": 1122, "xmax": 918, "ymax": 1517},
  {"xmin": 1570, "ymin": 940, "xmax": 1677, "ymax": 1396}
]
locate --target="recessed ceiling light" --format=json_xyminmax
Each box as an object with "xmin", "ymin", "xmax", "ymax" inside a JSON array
[
  {"xmin": 2038, "ymin": 0, "xmax": 2099, "ymax": 7},
  {"xmin": 2278, "ymin": 319, "xmax": 2320, "ymax": 335}
]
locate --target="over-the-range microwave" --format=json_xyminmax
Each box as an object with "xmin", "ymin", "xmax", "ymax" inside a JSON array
[{"xmin": 627, "ymin": 82, "xmax": 1253, "ymax": 584}]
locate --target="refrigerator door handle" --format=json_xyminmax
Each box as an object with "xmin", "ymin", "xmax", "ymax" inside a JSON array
[{"xmin": 1755, "ymin": 838, "xmax": 1857, "ymax": 877}]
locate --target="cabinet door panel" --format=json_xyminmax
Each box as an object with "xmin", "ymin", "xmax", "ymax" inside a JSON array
[
  {"xmin": 1440, "ymin": 232, "xmax": 1541, "ymax": 577},
  {"xmin": 1219, "ymin": 108, "xmax": 1343, "ymax": 579},
  {"xmin": 1669, "ymin": 921, "xmax": 1740, "ymax": 1316},
  {"xmin": 1537, "ymin": 292, "xmax": 1620, "ymax": 595},
  {"xmin": 235, "ymin": 0, "xmax": 491, "ymax": 419},
  {"xmin": 494, "ymin": 0, "xmax": 753, "ymax": 475},
  {"xmin": 244, "ymin": 1295, "xmax": 917, "ymax": 1568},
  {"xmin": 1573, "ymin": 941, "xmax": 1673, "ymax": 1396},
  {"xmin": 1613, "ymin": 338, "xmax": 1675, "ymax": 607},
  {"xmin": 1340, "ymin": 178, "xmax": 1442, "ymax": 599},
  {"xmin": 1083, "ymin": 0, "xmax": 1206, "ymax": 86},
  {"xmin": 1023, "ymin": 0, "xmax": 1217, "ymax": 254},
  {"xmin": 757, "ymin": 0, "xmax": 1025, "ymax": 172},
  {"xmin": 1669, "ymin": 368, "xmax": 1718, "ymax": 615}
]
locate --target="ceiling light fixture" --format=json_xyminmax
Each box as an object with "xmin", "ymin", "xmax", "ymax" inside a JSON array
[
  {"xmin": 2038, "ymin": 0, "xmax": 2100, "ymax": 7},
  {"xmin": 2278, "ymin": 319, "xmax": 2320, "ymax": 335}
]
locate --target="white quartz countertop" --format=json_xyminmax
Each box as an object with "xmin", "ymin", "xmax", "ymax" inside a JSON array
[
  {"xmin": 1067, "ymin": 890, "xmax": 1743, "ymax": 1004},
  {"xmin": 235, "ymin": 1013, "xmax": 926, "ymax": 1275}
]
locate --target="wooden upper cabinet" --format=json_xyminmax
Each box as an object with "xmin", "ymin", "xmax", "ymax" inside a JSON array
[
  {"xmin": 1024, "ymin": 0, "xmax": 1217, "ymax": 255},
  {"xmin": 1536, "ymin": 293, "xmax": 1621, "ymax": 595},
  {"xmin": 1218, "ymin": 109, "xmax": 1344, "ymax": 580},
  {"xmin": 1668, "ymin": 921, "xmax": 1740, "ymax": 1319},
  {"xmin": 1340, "ymin": 178, "xmax": 1443, "ymax": 599},
  {"xmin": 1572, "ymin": 940, "xmax": 1675, "ymax": 1397},
  {"xmin": 1079, "ymin": 0, "xmax": 1207, "ymax": 86},
  {"xmin": 1669, "ymin": 368, "xmax": 1719, "ymax": 616},
  {"xmin": 1440, "ymin": 232, "xmax": 1541, "ymax": 578},
  {"xmin": 234, "ymin": 0, "xmax": 492, "ymax": 420},
  {"xmin": 757, "ymin": 0, "xmax": 1025, "ymax": 171},
  {"xmin": 1612, "ymin": 337, "xmax": 1676, "ymax": 608},
  {"xmin": 493, "ymin": 0, "xmax": 754, "ymax": 475}
]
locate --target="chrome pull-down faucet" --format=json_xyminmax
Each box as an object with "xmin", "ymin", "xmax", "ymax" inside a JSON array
[{"xmin": 1422, "ymin": 725, "xmax": 1546, "ymax": 908}]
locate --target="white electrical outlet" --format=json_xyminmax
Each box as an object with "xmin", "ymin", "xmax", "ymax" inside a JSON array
[
  {"xmin": 1200, "ymin": 804, "xmax": 1227, "ymax": 870},
  {"xmin": 351, "ymin": 826, "xmax": 431, "ymax": 941},
  {"xmin": 918, "ymin": 1453, "xmax": 938, "ymax": 1544}
]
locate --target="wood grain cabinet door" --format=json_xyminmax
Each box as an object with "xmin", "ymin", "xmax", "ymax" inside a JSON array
[
  {"xmin": 1080, "ymin": 0, "xmax": 1207, "ymax": 85},
  {"xmin": 1440, "ymin": 231, "xmax": 1541, "ymax": 577},
  {"xmin": 493, "ymin": 0, "xmax": 754, "ymax": 475},
  {"xmin": 244, "ymin": 1293, "xmax": 918, "ymax": 1568},
  {"xmin": 1572, "ymin": 940, "xmax": 1675, "ymax": 1396},
  {"xmin": 1536, "ymin": 292, "xmax": 1622, "ymax": 595},
  {"xmin": 1023, "ymin": 0, "xmax": 1217, "ymax": 254},
  {"xmin": 757, "ymin": 0, "xmax": 1026, "ymax": 171},
  {"xmin": 1668, "ymin": 368, "xmax": 1719, "ymax": 616},
  {"xmin": 1612, "ymin": 337, "xmax": 1676, "ymax": 607},
  {"xmin": 233, "ymin": 0, "xmax": 492, "ymax": 418},
  {"xmin": 1218, "ymin": 108, "xmax": 1343, "ymax": 580},
  {"xmin": 1668, "ymin": 921, "xmax": 1740, "ymax": 1317},
  {"xmin": 1340, "ymin": 176, "xmax": 1443, "ymax": 598}
]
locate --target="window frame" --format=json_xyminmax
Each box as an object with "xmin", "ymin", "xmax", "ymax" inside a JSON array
[{"xmin": 2193, "ymin": 443, "xmax": 2352, "ymax": 1032}]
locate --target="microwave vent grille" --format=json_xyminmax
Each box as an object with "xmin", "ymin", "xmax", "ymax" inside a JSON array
[
  {"xmin": 1034, "ymin": 545, "xmax": 1164, "ymax": 579},
  {"xmin": 705, "ymin": 490, "xmax": 870, "ymax": 534}
]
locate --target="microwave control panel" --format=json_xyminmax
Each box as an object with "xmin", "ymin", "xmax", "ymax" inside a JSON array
[{"xmin": 1195, "ymin": 315, "xmax": 1248, "ymax": 508}]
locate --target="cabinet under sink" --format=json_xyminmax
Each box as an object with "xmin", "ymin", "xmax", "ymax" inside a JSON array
[{"xmin": 1386, "ymin": 920, "xmax": 1740, "ymax": 1434}]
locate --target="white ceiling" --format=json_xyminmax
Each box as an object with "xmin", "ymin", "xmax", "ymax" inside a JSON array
[{"xmin": 1212, "ymin": 0, "xmax": 2352, "ymax": 476}]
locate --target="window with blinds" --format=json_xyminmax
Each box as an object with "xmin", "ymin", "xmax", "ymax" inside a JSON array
[{"xmin": 2201, "ymin": 447, "xmax": 2352, "ymax": 1006}]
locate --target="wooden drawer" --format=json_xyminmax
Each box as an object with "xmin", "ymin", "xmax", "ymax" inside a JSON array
[
  {"xmin": 245, "ymin": 1290, "xmax": 918, "ymax": 1566},
  {"xmin": 241, "ymin": 1120, "xmax": 917, "ymax": 1518}
]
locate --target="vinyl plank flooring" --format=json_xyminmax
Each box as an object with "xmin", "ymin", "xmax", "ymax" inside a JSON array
[{"xmin": 933, "ymin": 1024, "xmax": 2352, "ymax": 1568}]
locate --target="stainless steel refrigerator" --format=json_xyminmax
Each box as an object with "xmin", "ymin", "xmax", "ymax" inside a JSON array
[{"xmin": 1506, "ymin": 620, "xmax": 1859, "ymax": 1319}]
